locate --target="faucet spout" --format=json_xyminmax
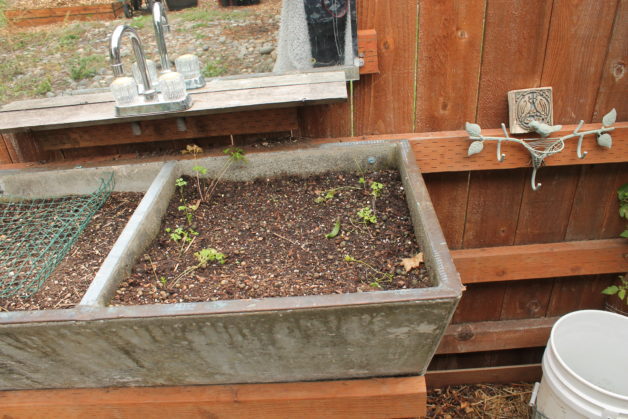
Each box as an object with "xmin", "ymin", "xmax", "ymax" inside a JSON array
[
  {"xmin": 109, "ymin": 25, "xmax": 156, "ymax": 101},
  {"xmin": 153, "ymin": 1, "xmax": 171, "ymax": 72}
]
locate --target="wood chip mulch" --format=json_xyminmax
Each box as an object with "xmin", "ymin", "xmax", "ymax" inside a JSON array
[
  {"xmin": 0, "ymin": 192, "xmax": 142, "ymax": 312},
  {"xmin": 427, "ymin": 383, "xmax": 534, "ymax": 418},
  {"xmin": 113, "ymin": 169, "xmax": 431, "ymax": 305}
]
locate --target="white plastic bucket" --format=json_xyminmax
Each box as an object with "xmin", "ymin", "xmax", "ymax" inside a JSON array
[{"xmin": 534, "ymin": 310, "xmax": 628, "ymax": 418}]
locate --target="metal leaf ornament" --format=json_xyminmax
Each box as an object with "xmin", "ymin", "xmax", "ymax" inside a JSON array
[
  {"xmin": 465, "ymin": 122, "xmax": 482, "ymax": 137},
  {"xmin": 597, "ymin": 133, "xmax": 612, "ymax": 149},
  {"xmin": 602, "ymin": 108, "xmax": 617, "ymax": 127},
  {"xmin": 467, "ymin": 141, "xmax": 484, "ymax": 156}
]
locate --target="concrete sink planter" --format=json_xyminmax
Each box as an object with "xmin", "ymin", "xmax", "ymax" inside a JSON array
[{"xmin": 0, "ymin": 141, "xmax": 462, "ymax": 390}]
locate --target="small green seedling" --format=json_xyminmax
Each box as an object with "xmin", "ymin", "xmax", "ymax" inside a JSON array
[
  {"xmin": 344, "ymin": 255, "xmax": 394, "ymax": 288},
  {"xmin": 194, "ymin": 247, "xmax": 226, "ymax": 267},
  {"xmin": 370, "ymin": 181, "xmax": 384, "ymax": 198},
  {"xmin": 159, "ymin": 276, "xmax": 168, "ymax": 287},
  {"xmin": 225, "ymin": 147, "xmax": 246, "ymax": 162},
  {"xmin": 325, "ymin": 219, "xmax": 341, "ymax": 238},
  {"xmin": 357, "ymin": 207, "xmax": 377, "ymax": 224},
  {"xmin": 602, "ymin": 274, "xmax": 628, "ymax": 304}
]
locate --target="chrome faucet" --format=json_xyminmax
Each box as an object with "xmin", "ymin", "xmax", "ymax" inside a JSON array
[
  {"xmin": 109, "ymin": 25, "xmax": 156, "ymax": 102},
  {"xmin": 152, "ymin": 0, "xmax": 171, "ymax": 73}
]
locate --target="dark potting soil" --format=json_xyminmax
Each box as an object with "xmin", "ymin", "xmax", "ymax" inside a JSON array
[
  {"xmin": 0, "ymin": 192, "xmax": 143, "ymax": 312},
  {"xmin": 113, "ymin": 170, "xmax": 431, "ymax": 306}
]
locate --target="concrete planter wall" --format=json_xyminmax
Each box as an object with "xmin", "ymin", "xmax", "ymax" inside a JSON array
[{"xmin": 0, "ymin": 141, "xmax": 462, "ymax": 390}]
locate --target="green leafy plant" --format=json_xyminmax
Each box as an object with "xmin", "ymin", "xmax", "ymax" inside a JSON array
[
  {"xmin": 344, "ymin": 255, "xmax": 394, "ymax": 289},
  {"xmin": 370, "ymin": 181, "xmax": 384, "ymax": 198},
  {"xmin": 602, "ymin": 274, "xmax": 628, "ymax": 305},
  {"xmin": 195, "ymin": 248, "xmax": 226, "ymax": 267},
  {"xmin": 34, "ymin": 78, "xmax": 52, "ymax": 96},
  {"xmin": 170, "ymin": 247, "xmax": 227, "ymax": 288},
  {"xmin": 325, "ymin": 219, "xmax": 341, "ymax": 239},
  {"xmin": 69, "ymin": 55, "xmax": 103, "ymax": 81},
  {"xmin": 165, "ymin": 226, "xmax": 198, "ymax": 254},
  {"xmin": 314, "ymin": 186, "xmax": 360, "ymax": 203},
  {"xmin": 202, "ymin": 60, "xmax": 227, "ymax": 78},
  {"xmin": 356, "ymin": 206, "xmax": 377, "ymax": 224}
]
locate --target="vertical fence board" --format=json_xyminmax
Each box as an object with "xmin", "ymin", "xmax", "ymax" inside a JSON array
[
  {"xmin": 592, "ymin": 0, "xmax": 628, "ymax": 122},
  {"xmin": 475, "ymin": 0, "xmax": 553, "ymax": 128},
  {"xmin": 462, "ymin": 169, "xmax": 526, "ymax": 248},
  {"xmin": 546, "ymin": 275, "xmax": 609, "ymax": 317},
  {"xmin": 451, "ymin": 283, "xmax": 509, "ymax": 323},
  {"xmin": 500, "ymin": 279, "xmax": 553, "ymax": 320},
  {"xmin": 414, "ymin": 0, "xmax": 486, "ymax": 132},
  {"xmin": 566, "ymin": 164, "xmax": 622, "ymax": 241},
  {"xmin": 513, "ymin": 165, "xmax": 580, "ymax": 245},
  {"xmin": 297, "ymin": 103, "xmax": 351, "ymax": 139},
  {"xmin": 422, "ymin": 172, "xmax": 469, "ymax": 250},
  {"xmin": 541, "ymin": 0, "xmax": 619, "ymax": 124},
  {"xmin": 352, "ymin": 0, "xmax": 418, "ymax": 135}
]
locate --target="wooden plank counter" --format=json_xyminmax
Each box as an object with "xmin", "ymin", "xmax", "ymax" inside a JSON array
[{"xmin": 0, "ymin": 72, "xmax": 348, "ymax": 133}]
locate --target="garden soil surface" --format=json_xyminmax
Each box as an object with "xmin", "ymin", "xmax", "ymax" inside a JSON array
[
  {"xmin": 0, "ymin": 192, "xmax": 142, "ymax": 312},
  {"xmin": 113, "ymin": 170, "xmax": 431, "ymax": 305}
]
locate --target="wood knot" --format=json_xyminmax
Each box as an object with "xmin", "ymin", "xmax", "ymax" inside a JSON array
[{"xmin": 456, "ymin": 325, "xmax": 474, "ymax": 341}]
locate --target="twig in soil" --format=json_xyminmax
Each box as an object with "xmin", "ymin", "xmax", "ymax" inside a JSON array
[
  {"xmin": 0, "ymin": 305, "xmax": 8, "ymax": 312},
  {"xmin": 272, "ymin": 231, "xmax": 310, "ymax": 252},
  {"xmin": 471, "ymin": 390, "xmax": 532, "ymax": 406},
  {"xmin": 145, "ymin": 254, "xmax": 159, "ymax": 284},
  {"xmin": 183, "ymin": 236, "xmax": 197, "ymax": 254}
]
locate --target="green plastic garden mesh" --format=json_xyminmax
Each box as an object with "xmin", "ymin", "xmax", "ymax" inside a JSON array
[{"xmin": 0, "ymin": 174, "xmax": 114, "ymax": 298}]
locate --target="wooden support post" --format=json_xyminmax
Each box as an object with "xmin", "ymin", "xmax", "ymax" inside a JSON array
[{"xmin": 0, "ymin": 377, "xmax": 426, "ymax": 418}]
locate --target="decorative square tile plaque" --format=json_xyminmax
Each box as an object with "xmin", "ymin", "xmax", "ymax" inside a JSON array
[{"xmin": 507, "ymin": 87, "xmax": 553, "ymax": 134}]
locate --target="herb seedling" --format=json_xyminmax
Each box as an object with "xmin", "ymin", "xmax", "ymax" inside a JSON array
[
  {"xmin": 356, "ymin": 207, "xmax": 377, "ymax": 224},
  {"xmin": 169, "ymin": 247, "xmax": 227, "ymax": 288},
  {"xmin": 602, "ymin": 274, "xmax": 628, "ymax": 304},
  {"xmin": 194, "ymin": 247, "xmax": 226, "ymax": 267},
  {"xmin": 344, "ymin": 255, "xmax": 394, "ymax": 288}
]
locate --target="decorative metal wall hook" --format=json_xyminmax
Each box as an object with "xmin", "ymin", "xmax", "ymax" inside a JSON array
[
  {"xmin": 531, "ymin": 156, "xmax": 543, "ymax": 191},
  {"xmin": 574, "ymin": 121, "xmax": 587, "ymax": 159},
  {"xmin": 465, "ymin": 108, "xmax": 617, "ymax": 191}
]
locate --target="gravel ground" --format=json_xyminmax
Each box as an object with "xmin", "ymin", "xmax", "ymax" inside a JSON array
[{"xmin": 0, "ymin": 0, "xmax": 281, "ymax": 105}]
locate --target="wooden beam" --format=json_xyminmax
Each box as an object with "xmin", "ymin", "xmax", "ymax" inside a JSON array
[
  {"xmin": 426, "ymin": 364, "xmax": 542, "ymax": 388},
  {"xmin": 452, "ymin": 238, "xmax": 628, "ymax": 284},
  {"xmin": 35, "ymin": 108, "xmax": 298, "ymax": 151},
  {"xmin": 1, "ymin": 131, "xmax": 48, "ymax": 163},
  {"xmin": 0, "ymin": 377, "xmax": 426, "ymax": 418},
  {"xmin": 436, "ymin": 317, "xmax": 556, "ymax": 355},
  {"xmin": 357, "ymin": 29, "xmax": 379, "ymax": 75},
  {"xmin": 310, "ymin": 122, "xmax": 628, "ymax": 172}
]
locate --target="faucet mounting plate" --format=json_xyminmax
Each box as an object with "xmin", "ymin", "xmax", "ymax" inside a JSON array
[{"xmin": 115, "ymin": 95, "xmax": 192, "ymax": 117}]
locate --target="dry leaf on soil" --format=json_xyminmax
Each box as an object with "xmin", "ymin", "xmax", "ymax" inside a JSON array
[{"xmin": 401, "ymin": 252, "xmax": 423, "ymax": 272}]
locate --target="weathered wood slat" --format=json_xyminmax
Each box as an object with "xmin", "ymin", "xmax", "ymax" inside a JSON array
[
  {"xmin": 426, "ymin": 364, "xmax": 542, "ymax": 388},
  {"xmin": 352, "ymin": 0, "xmax": 418, "ymax": 135},
  {"xmin": 476, "ymin": 0, "xmax": 553, "ymax": 128},
  {"xmin": 0, "ymin": 84, "xmax": 346, "ymax": 134},
  {"xmin": 436, "ymin": 317, "xmax": 556, "ymax": 355},
  {"xmin": 452, "ymin": 238, "xmax": 628, "ymax": 284},
  {"xmin": 592, "ymin": 0, "xmax": 628, "ymax": 123},
  {"xmin": 8, "ymin": 13, "xmax": 119, "ymax": 27},
  {"xmin": 541, "ymin": 0, "xmax": 619, "ymax": 124},
  {"xmin": 415, "ymin": 0, "xmax": 486, "ymax": 132},
  {"xmin": 36, "ymin": 109, "xmax": 298, "ymax": 151},
  {"xmin": 0, "ymin": 377, "xmax": 426, "ymax": 418}
]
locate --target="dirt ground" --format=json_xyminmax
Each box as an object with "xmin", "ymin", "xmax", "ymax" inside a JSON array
[{"xmin": 113, "ymin": 169, "xmax": 430, "ymax": 305}]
